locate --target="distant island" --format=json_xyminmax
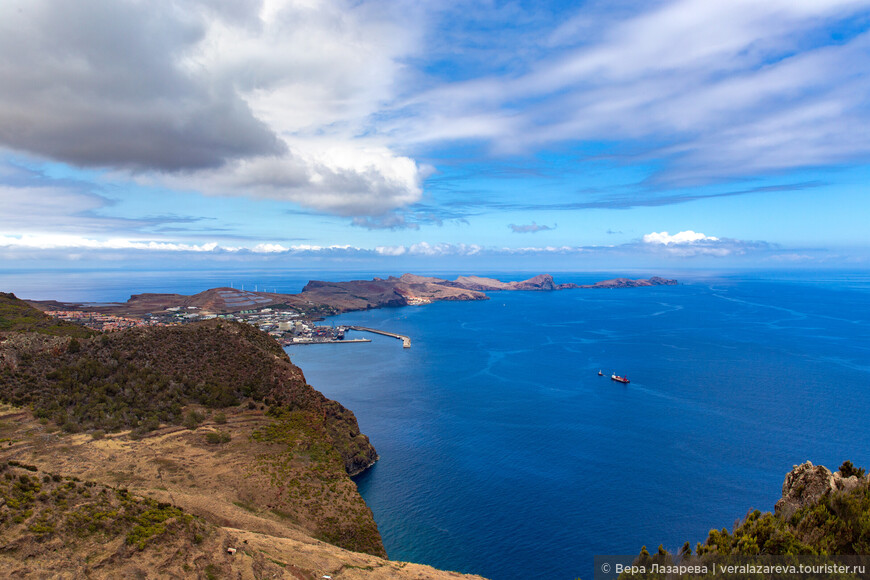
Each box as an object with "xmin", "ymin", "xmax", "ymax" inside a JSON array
[{"xmin": 27, "ymin": 274, "xmax": 678, "ymax": 318}]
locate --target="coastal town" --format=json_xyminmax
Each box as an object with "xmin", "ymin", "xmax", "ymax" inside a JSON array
[
  {"xmin": 43, "ymin": 305, "xmax": 364, "ymax": 346},
  {"xmin": 33, "ymin": 275, "xmax": 674, "ymax": 348}
]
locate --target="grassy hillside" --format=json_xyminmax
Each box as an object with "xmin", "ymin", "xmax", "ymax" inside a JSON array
[
  {"xmin": 0, "ymin": 460, "xmax": 486, "ymax": 580},
  {"xmin": 0, "ymin": 318, "xmax": 376, "ymax": 474},
  {"xmin": 0, "ymin": 305, "xmax": 382, "ymax": 555},
  {"xmin": 0, "ymin": 292, "xmax": 94, "ymax": 338}
]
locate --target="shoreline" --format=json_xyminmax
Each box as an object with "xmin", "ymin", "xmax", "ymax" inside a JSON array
[{"xmin": 23, "ymin": 273, "xmax": 678, "ymax": 319}]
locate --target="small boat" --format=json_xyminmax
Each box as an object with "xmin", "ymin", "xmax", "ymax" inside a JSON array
[
  {"xmin": 611, "ymin": 373, "xmax": 630, "ymax": 384},
  {"xmin": 598, "ymin": 370, "xmax": 603, "ymax": 376}
]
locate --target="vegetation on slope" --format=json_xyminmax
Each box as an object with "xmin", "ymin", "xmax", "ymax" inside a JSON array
[
  {"xmin": 0, "ymin": 320, "xmax": 286, "ymax": 433},
  {"xmin": 0, "ymin": 293, "xmax": 382, "ymax": 555},
  {"xmin": 0, "ymin": 462, "xmax": 208, "ymax": 556},
  {"xmin": 253, "ymin": 408, "xmax": 383, "ymax": 555},
  {"xmin": 0, "ymin": 292, "xmax": 93, "ymax": 338},
  {"xmin": 0, "ymin": 457, "xmax": 481, "ymax": 580},
  {"xmin": 0, "ymin": 314, "xmax": 376, "ymax": 473},
  {"xmin": 695, "ymin": 483, "xmax": 870, "ymax": 557},
  {"xmin": 621, "ymin": 462, "xmax": 870, "ymax": 579}
]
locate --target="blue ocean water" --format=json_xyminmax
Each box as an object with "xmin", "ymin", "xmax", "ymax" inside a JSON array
[
  {"xmin": 287, "ymin": 273, "xmax": 870, "ymax": 580},
  {"xmin": 2, "ymin": 269, "xmax": 869, "ymax": 579}
]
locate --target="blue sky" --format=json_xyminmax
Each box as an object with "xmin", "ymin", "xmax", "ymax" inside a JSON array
[{"xmin": 1, "ymin": 0, "xmax": 869, "ymax": 272}]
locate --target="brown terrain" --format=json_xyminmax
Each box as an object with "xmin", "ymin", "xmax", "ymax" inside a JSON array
[
  {"xmin": 445, "ymin": 274, "xmax": 557, "ymax": 291},
  {"xmin": 0, "ymin": 294, "xmax": 486, "ymax": 579},
  {"xmin": 26, "ymin": 273, "xmax": 678, "ymax": 317},
  {"xmin": 0, "ymin": 406, "xmax": 485, "ymax": 579}
]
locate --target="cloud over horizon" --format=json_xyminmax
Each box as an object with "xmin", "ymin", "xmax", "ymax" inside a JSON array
[
  {"xmin": 0, "ymin": 228, "xmax": 781, "ymax": 263},
  {"xmin": 641, "ymin": 230, "xmax": 770, "ymax": 257}
]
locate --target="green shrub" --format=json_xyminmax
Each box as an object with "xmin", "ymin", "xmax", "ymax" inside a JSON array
[
  {"xmin": 205, "ymin": 564, "xmax": 220, "ymax": 580},
  {"xmin": 214, "ymin": 412, "xmax": 227, "ymax": 425},
  {"xmin": 183, "ymin": 410, "xmax": 205, "ymax": 430},
  {"xmin": 839, "ymin": 460, "xmax": 866, "ymax": 479},
  {"xmin": 8, "ymin": 460, "xmax": 38, "ymax": 471},
  {"xmin": 205, "ymin": 431, "xmax": 231, "ymax": 445}
]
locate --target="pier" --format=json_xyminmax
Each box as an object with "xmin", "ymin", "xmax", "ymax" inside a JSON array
[
  {"xmin": 348, "ymin": 326, "xmax": 411, "ymax": 348},
  {"xmin": 283, "ymin": 338, "xmax": 371, "ymax": 346}
]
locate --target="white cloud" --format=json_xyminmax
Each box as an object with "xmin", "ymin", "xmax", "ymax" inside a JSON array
[
  {"xmin": 642, "ymin": 230, "xmax": 719, "ymax": 245},
  {"xmin": 0, "ymin": 229, "xmax": 799, "ymax": 265},
  {"xmin": 0, "ymin": 0, "xmax": 425, "ymax": 217},
  {"xmin": 4, "ymin": 0, "xmax": 868, "ymax": 226},
  {"xmin": 407, "ymin": 242, "xmax": 483, "ymax": 256},
  {"xmin": 0, "ymin": 234, "xmax": 220, "ymax": 252},
  {"xmin": 251, "ymin": 243, "xmax": 289, "ymax": 253},
  {"xmin": 171, "ymin": 142, "xmax": 424, "ymax": 216},
  {"xmin": 353, "ymin": 242, "xmax": 487, "ymax": 257},
  {"xmin": 640, "ymin": 229, "xmax": 769, "ymax": 257},
  {"xmin": 395, "ymin": 0, "xmax": 870, "ymax": 185},
  {"xmin": 375, "ymin": 245, "xmax": 407, "ymax": 256},
  {"xmin": 504, "ymin": 246, "xmax": 581, "ymax": 253},
  {"xmin": 0, "ymin": 233, "xmax": 379, "ymax": 257}
]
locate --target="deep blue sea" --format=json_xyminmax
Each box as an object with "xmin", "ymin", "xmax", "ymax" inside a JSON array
[{"xmin": 3, "ymin": 269, "xmax": 870, "ymax": 579}]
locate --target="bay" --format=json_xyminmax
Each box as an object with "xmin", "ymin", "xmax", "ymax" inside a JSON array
[
  {"xmin": 288, "ymin": 273, "xmax": 870, "ymax": 579},
  {"xmin": 3, "ymin": 269, "xmax": 869, "ymax": 579}
]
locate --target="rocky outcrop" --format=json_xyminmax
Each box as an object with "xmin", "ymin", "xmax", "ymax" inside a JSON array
[
  {"xmin": 557, "ymin": 276, "xmax": 678, "ymax": 289},
  {"xmin": 450, "ymin": 274, "xmax": 556, "ymax": 291},
  {"xmin": 510, "ymin": 274, "xmax": 557, "ymax": 290},
  {"xmin": 648, "ymin": 276, "xmax": 679, "ymax": 286},
  {"xmin": 774, "ymin": 461, "xmax": 864, "ymax": 520}
]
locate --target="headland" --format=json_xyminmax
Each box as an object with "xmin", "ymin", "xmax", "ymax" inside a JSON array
[
  {"xmin": 24, "ymin": 273, "xmax": 678, "ymax": 341},
  {"xmin": 0, "ymin": 291, "xmax": 487, "ymax": 579}
]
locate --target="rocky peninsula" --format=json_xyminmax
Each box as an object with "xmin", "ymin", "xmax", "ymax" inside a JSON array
[{"xmin": 26, "ymin": 273, "xmax": 678, "ymax": 317}]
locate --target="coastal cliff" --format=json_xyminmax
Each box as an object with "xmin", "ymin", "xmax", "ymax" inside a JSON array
[
  {"xmin": 623, "ymin": 460, "xmax": 870, "ymax": 574},
  {"xmin": 301, "ymin": 273, "xmax": 487, "ymax": 311},
  {"xmin": 0, "ymin": 294, "xmax": 421, "ymax": 570},
  {"xmin": 448, "ymin": 273, "xmax": 557, "ymax": 291},
  {"xmin": 0, "ymin": 463, "xmax": 485, "ymax": 580}
]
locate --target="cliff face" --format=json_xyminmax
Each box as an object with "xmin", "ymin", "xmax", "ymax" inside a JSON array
[
  {"xmin": 775, "ymin": 461, "xmax": 864, "ymax": 520},
  {"xmin": 628, "ymin": 461, "xmax": 870, "ymax": 565},
  {"xmin": 0, "ymin": 296, "xmax": 385, "ymax": 557},
  {"xmin": 301, "ymin": 276, "xmax": 488, "ymax": 311},
  {"xmin": 0, "ymin": 461, "xmax": 486, "ymax": 580}
]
